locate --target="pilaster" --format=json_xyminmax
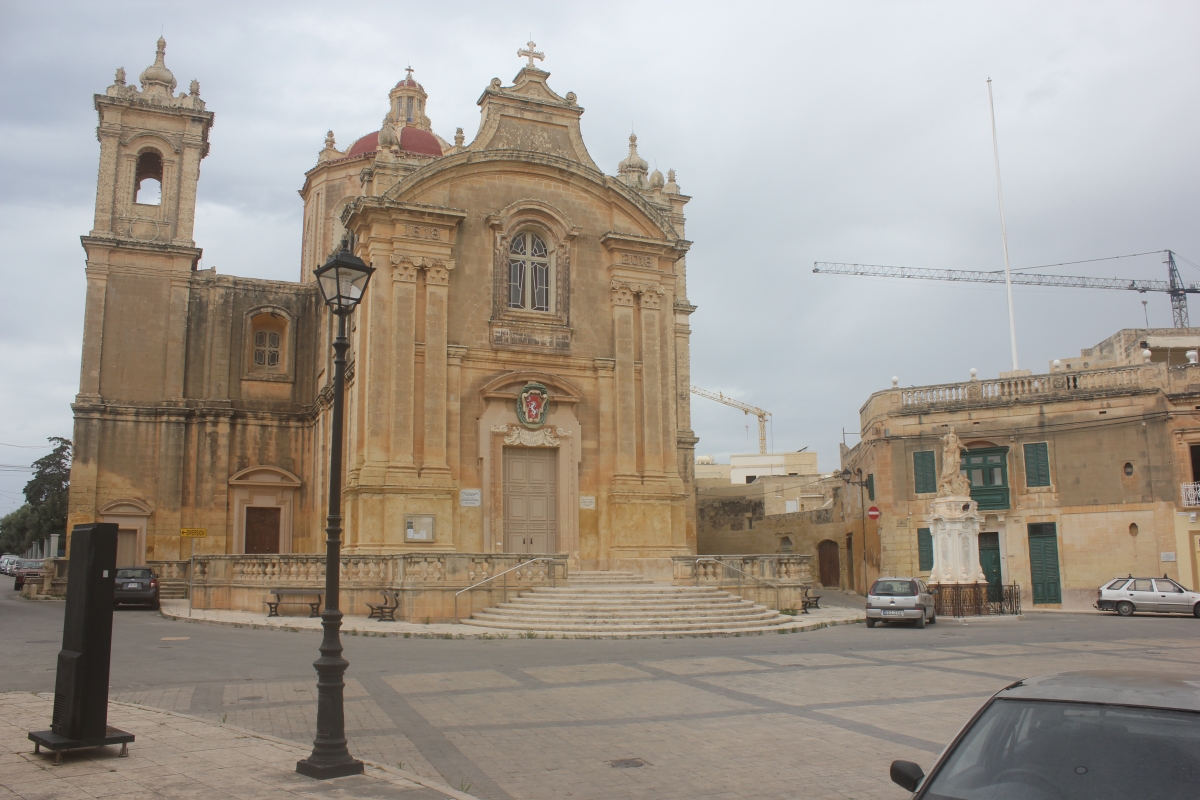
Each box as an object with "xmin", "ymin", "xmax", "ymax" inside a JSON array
[
  {"xmin": 389, "ymin": 257, "xmax": 419, "ymax": 472},
  {"xmin": 611, "ymin": 281, "xmax": 638, "ymax": 479}
]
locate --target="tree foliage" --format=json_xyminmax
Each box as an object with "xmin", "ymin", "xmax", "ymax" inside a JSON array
[{"xmin": 0, "ymin": 437, "xmax": 71, "ymax": 555}]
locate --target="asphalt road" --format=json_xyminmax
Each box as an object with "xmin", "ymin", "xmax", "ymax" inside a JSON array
[{"xmin": 4, "ymin": 588, "xmax": 1199, "ymax": 800}]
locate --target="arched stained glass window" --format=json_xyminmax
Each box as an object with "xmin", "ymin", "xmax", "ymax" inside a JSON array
[{"xmin": 508, "ymin": 232, "xmax": 551, "ymax": 311}]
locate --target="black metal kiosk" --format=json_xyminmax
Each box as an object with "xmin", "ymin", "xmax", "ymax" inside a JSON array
[{"xmin": 28, "ymin": 522, "xmax": 134, "ymax": 764}]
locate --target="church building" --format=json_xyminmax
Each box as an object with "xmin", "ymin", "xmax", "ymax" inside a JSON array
[{"xmin": 67, "ymin": 39, "xmax": 698, "ymax": 578}]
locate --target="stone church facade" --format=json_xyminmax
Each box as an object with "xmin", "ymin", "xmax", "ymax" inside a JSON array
[{"xmin": 68, "ymin": 39, "xmax": 698, "ymax": 577}]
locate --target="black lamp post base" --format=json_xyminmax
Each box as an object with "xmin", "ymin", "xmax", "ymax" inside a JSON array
[{"xmin": 296, "ymin": 756, "xmax": 364, "ymax": 780}]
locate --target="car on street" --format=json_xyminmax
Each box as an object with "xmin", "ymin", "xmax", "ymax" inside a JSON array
[
  {"xmin": 865, "ymin": 577, "xmax": 936, "ymax": 628},
  {"xmin": 113, "ymin": 567, "xmax": 160, "ymax": 609},
  {"xmin": 12, "ymin": 559, "xmax": 45, "ymax": 589},
  {"xmin": 1095, "ymin": 576, "xmax": 1200, "ymax": 617},
  {"xmin": 0, "ymin": 555, "xmax": 19, "ymax": 575},
  {"xmin": 889, "ymin": 670, "xmax": 1200, "ymax": 799}
]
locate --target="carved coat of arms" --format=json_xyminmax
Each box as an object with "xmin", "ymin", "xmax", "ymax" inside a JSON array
[{"xmin": 516, "ymin": 382, "xmax": 550, "ymax": 429}]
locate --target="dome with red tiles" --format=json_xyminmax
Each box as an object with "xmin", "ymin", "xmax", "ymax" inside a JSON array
[{"xmin": 345, "ymin": 127, "xmax": 442, "ymax": 159}]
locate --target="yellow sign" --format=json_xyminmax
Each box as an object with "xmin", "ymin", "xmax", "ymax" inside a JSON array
[{"xmin": 180, "ymin": 528, "xmax": 207, "ymax": 538}]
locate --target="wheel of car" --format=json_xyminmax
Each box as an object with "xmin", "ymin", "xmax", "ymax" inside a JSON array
[
  {"xmin": 1117, "ymin": 601, "xmax": 1134, "ymax": 617},
  {"xmin": 1193, "ymin": 603, "xmax": 1200, "ymax": 619},
  {"xmin": 916, "ymin": 613, "xmax": 926, "ymax": 629},
  {"xmin": 929, "ymin": 613, "xmax": 937, "ymax": 625},
  {"xmin": 866, "ymin": 618, "xmax": 876, "ymax": 628}
]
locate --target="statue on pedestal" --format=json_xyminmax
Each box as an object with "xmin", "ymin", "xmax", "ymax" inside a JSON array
[
  {"xmin": 927, "ymin": 428, "xmax": 986, "ymax": 588},
  {"xmin": 937, "ymin": 426, "xmax": 972, "ymax": 497}
]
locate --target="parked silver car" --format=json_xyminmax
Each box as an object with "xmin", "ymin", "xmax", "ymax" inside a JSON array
[
  {"xmin": 890, "ymin": 671, "xmax": 1200, "ymax": 799},
  {"xmin": 1095, "ymin": 576, "xmax": 1200, "ymax": 617},
  {"xmin": 866, "ymin": 577, "xmax": 936, "ymax": 628}
]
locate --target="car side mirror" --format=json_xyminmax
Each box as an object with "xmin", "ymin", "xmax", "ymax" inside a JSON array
[
  {"xmin": 929, "ymin": 588, "xmax": 939, "ymax": 595},
  {"xmin": 890, "ymin": 760, "xmax": 925, "ymax": 792}
]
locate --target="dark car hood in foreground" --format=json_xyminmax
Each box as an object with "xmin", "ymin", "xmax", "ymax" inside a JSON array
[{"xmin": 998, "ymin": 670, "xmax": 1200, "ymax": 712}]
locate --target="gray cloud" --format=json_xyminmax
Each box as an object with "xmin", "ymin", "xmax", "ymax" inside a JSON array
[{"xmin": 1, "ymin": 1, "xmax": 1197, "ymax": 513}]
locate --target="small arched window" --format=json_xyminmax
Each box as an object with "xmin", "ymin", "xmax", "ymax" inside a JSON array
[
  {"xmin": 508, "ymin": 232, "xmax": 551, "ymax": 312},
  {"xmin": 248, "ymin": 313, "xmax": 288, "ymax": 375},
  {"xmin": 134, "ymin": 150, "xmax": 163, "ymax": 205}
]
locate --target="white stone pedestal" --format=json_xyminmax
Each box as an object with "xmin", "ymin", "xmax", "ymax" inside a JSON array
[{"xmin": 927, "ymin": 495, "xmax": 986, "ymax": 585}]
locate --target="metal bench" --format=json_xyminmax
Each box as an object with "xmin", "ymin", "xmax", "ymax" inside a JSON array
[
  {"xmin": 366, "ymin": 590, "xmax": 399, "ymax": 622},
  {"xmin": 801, "ymin": 588, "xmax": 822, "ymax": 613},
  {"xmin": 265, "ymin": 587, "xmax": 323, "ymax": 618}
]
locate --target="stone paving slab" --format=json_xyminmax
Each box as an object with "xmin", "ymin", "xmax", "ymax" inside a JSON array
[
  {"xmin": 0, "ymin": 692, "xmax": 478, "ymax": 800},
  {"xmin": 160, "ymin": 600, "xmax": 864, "ymax": 639}
]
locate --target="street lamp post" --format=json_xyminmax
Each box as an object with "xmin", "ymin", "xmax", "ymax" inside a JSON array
[{"xmin": 296, "ymin": 241, "xmax": 374, "ymax": 780}]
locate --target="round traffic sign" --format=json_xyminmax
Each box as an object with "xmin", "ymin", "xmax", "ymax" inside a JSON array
[{"xmin": 867, "ymin": 506, "xmax": 881, "ymax": 520}]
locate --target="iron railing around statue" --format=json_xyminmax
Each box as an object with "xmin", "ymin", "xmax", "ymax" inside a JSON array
[{"xmin": 933, "ymin": 583, "xmax": 1022, "ymax": 617}]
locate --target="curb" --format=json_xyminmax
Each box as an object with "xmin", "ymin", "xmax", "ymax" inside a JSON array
[
  {"xmin": 159, "ymin": 606, "xmax": 865, "ymax": 639},
  {"xmin": 96, "ymin": 696, "xmax": 481, "ymax": 800}
]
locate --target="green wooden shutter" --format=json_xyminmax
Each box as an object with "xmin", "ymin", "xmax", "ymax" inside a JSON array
[
  {"xmin": 1023, "ymin": 442, "xmax": 1050, "ymax": 487},
  {"xmin": 1028, "ymin": 523, "xmax": 1062, "ymax": 604},
  {"xmin": 917, "ymin": 528, "xmax": 933, "ymax": 571},
  {"xmin": 866, "ymin": 474, "xmax": 875, "ymax": 501},
  {"xmin": 913, "ymin": 451, "xmax": 936, "ymax": 494}
]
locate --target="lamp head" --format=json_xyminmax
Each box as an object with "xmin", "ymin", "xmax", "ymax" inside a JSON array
[{"xmin": 314, "ymin": 240, "xmax": 374, "ymax": 315}]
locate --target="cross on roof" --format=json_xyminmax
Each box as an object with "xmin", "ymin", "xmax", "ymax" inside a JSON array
[
  {"xmin": 518, "ymin": 40, "xmax": 544, "ymax": 69},
  {"xmin": 405, "ymin": 65, "xmax": 414, "ymax": 80}
]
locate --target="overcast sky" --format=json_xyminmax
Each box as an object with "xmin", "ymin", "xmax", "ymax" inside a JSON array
[{"xmin": 1, "ymin": 1, "xmax": 1198, "ymax": 515}]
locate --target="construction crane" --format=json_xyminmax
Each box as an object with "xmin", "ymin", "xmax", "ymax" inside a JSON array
[
  {"xmin": 690, "ymin": 386, "xmax": 771, "ymax": 455},
  {"xmin": 813, "ymin": 250, "xmax": 1198, "ymax": 328}
]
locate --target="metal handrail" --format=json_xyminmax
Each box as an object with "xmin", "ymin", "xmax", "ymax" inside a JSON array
[
  {"xmin": 694, "ymin": 557, "xmax": 784, "ymax": 612},
  {"xmin": 453, "ymin": 557, "xmax": 560, "ymax": 622}
]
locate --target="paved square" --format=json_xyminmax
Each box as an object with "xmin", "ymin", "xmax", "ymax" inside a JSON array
[{"xmin": 5, "ymin": 590, "xmax": 1200, "ymax": 800}]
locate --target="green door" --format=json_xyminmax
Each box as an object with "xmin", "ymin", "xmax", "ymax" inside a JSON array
[
  {"xmin": 978, "ymin": 532, "xmax": 1002, "ymax": 602},
  {"xmin": 1028, "ymin": 523, "xmax": 1062, "ymax": 604}
]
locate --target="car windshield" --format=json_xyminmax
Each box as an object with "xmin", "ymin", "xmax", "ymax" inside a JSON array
[
  {"xmin": 21, "ymin": 560, "xmax": 43, "ymax": 569},
  {"xmin": 870, "ymin": 579, "xmax": 917, "ymax": 596},
  {"xmin": 116, "ymin": 568, "xmax": 152, "ymax": 579},
  {"xmin": 922, "ymin": 698, "xmax": 1200, "ymax": 800}
]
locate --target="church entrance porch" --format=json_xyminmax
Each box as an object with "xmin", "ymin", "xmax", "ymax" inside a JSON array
[{"xmin": 504, "ymin": 447, "xmax": 557, "ymax": 553}]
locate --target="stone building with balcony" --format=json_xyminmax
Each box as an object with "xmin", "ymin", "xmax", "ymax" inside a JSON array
[{"xmin": 840, "ymin": 328, "xmax": 1200, "ymax": 611}]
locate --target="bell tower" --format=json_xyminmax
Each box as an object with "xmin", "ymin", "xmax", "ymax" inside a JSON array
[
  {"xmin": 88, "ymin": 37, "xmax": 212, "ymax": 249},
  {"xmin": 77, "ymin": 38, "xmax": 214, "ymax": 404}
]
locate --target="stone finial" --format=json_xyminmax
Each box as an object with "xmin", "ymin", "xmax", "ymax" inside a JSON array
[
  {"xmin": 664, "ymin": 168, "xmax": 680, "ymax": 195},
  {"xmin": 114, "ymin": 67, "xmax": 126, "ymax": 86},
  {"xmin": 891, "ymin": 376, "xmax": 899, "ymax": 388},
  {"xmin": 139, "ymin": 36, "xmax": 177, "ymax": 96},
  {"xmin": 617, "ymin": 133, "xmax": 648, "ymax": 187},
  {"xmin": 189, "ymin": 79, "xmax": 200, "ymax": 96},
  {"xmin": 649, "ymin": 169, "xmax": 664, "ymax": 191},
  {"xmin": 969, "ymin": 368, "xmax": 978, "ymax": 380},
  {"xmin": 325, "ymin": 130, "xmax": 336, "ymax": 149},
  {"xmin": 1143, "ymin": 349, "xmax": 1153, "ymax": 364},
  {"xmin": 454, "ymin": 127, "xmax": 464, "ymax": 147}
]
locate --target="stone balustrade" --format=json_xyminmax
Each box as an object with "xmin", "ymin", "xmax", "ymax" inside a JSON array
[
  {"xmin": 191, "ymin": 553, "xmax": 568, "ymax": 622},
  {"xmin": 899, "ymin": 365, "xmax": 1156, "ymax": 411},
  {"xmin": 672, "ymin": 555, "xmax": 813, "ymax": 610}
]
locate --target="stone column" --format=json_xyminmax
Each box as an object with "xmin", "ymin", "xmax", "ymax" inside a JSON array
[
  {"xmin": 390, "ymin": 257, "xmax": 419, "ymax": 471},
  {"xmin": 163, "ymin": 275, "xmax": 191, "ymax": 399},
  {"xmin": 422, "ymin": 261, "xmax": 452, "ymax": 474},
  {"xmin": 363, "ymin": 257, "xmax": 392, "ymax": 467},
  {"xmin": 638, "ymin": 288, "xmax": 664, "ymax": 476},
  {"xmin": 594, "ymin": 358, "xmax": 616, "ymax": 478},
  {"xmin": 610, "ymin": 282, "xmax": 637, "ymax": 477},
  {"xmin": 92, "ymin": 121, "xmax": 120, "ymax": 235},
  {"xmin": 447, "ymin": 345, "xmax": 468, "ymax": 481},
  {"xmin": 77, "ymin": 266, "xmax": 109, "ymax": 400}
]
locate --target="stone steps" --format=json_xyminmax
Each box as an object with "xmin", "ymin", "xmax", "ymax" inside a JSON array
[{"xmin": 461, "ymin": 574, "xmax": 798, "ymax": 637}]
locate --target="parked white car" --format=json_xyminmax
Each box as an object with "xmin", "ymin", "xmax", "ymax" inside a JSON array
[
  {"xmin": 866, "ymin": 577, "xmax": 937, "ymax": 628},
  {"xmin": 1095, "ymin": 576, "xmax": 1200, "ymax": 617}
]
